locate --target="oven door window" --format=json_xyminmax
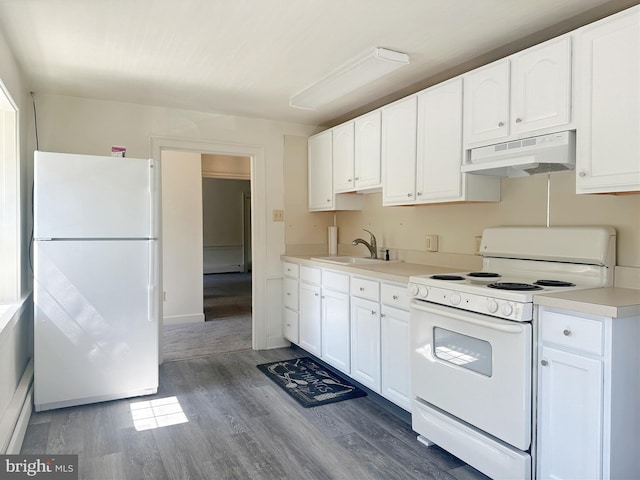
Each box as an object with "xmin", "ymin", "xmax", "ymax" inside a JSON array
[{"xmin": 433, "ymin": 327, "xmax": 492, "ymax": 376}]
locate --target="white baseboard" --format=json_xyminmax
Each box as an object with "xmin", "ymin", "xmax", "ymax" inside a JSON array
[{"xmin": 163, "ymin": 313, "xmax": 205, "ymax": 326}]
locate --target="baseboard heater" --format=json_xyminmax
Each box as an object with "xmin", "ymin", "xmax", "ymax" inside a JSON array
[{"xmin": 0, "ymin": 359, "xmax": 34, "ymax": 454}]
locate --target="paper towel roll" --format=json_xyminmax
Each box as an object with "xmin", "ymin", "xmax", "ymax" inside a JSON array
[{"xmin": 328, "ymin": 226, "xmax": 338, "ymax": 255}]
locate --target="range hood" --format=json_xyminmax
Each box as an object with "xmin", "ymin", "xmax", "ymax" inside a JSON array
[{"xmin": 462, "ymin": 131, "xmax": 575, "ymax": 177}]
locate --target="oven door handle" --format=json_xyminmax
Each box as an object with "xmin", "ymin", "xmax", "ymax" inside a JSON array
[{"xmin": 410, "ymin": 300, "xmax": 525, "ymax": 334}]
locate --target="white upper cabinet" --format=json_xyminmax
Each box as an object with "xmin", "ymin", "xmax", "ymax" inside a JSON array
[
  {"xmin": 354, "ymin": 110, "xmax": 382, "ymax": 190},
  {"xmin": 574, "ymin": 6, "xmax": 640, "ymax": 194},
  {"xmin": 381, "ymin": 96, "xmax": 418, "ymax": 205},
  {"xmin": 464, "ymin": 61, "xmax": 510, "ymax": 145},
  {"xmin": 308, "ymin": 130, "xmax": 333, "ymax": 210},
  {"xmin": 332, "ymin": 122, "xmax": 355, "ymax": 193},
  {"xmin": 464, "ymin": 36, "xmax": 572, "ymax": 147},
  {"xmin": 510, "ymin": 37, "xmax": 572, "ymax": 135},
  {"xmin": 308, "ymin": 129, "xmax": 362, "ymax": 211},
  {"xmin": 416, "ymin": 78, "xmax": 464, "ymax": 202}
]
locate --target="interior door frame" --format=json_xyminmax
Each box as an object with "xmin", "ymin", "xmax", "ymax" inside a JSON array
[{"xmin": 150, "ymin": 136, "xmax": 265, "ymax": 353}]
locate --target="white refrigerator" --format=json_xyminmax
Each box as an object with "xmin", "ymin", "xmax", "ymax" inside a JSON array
[{"xmin": 33, "ymin": 150, "xmax": 160, "ymax": 412}]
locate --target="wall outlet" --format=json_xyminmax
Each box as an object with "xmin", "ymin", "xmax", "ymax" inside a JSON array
[
  {"xmin": 272, "ymin": 209, "xmax": 284, "ymax": 222},
  {"xmin": 474, "ymin": 236, "xmax": 482, "ymax": 255},
  {"xmin": 426, "ymin": 234, "xmax": 439, "ymax": 252}
]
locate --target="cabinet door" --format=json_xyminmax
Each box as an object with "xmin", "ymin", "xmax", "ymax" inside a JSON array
[
  {"xmin": 511, "ymin": 37, "xmax": 572, "ymax": 135},
  {"xmin": 308, "ymin": 130, "xmax": 333, "ymax": 210},
  {"xmin": 299, "ymin": 282, "xmax": 322, "ymax": 356},
  {"xmin": 350, "ymin": 296, "xmax": 381, "ymax": 393},
  {"xmin": 381, "ymin": 97, "xmax": 417, "ymax": 205},
  {"xmin": 332, "ymin": 122, "xmax": 355, "ymax": 193},
  {"xmin": 537, "ymin": 346, "xmax": 603, "ymax": 480},
  {"xmin": 283, "ymin": 308, "xmax": 299, "ymax": 343},
  {"xmin": 464, "ymin": 61, "xmax": 510, "ymax": 145},
  {"xmin": 321, "ymin": 289, "xmax": 350, "ymax": 374},
  {"xmin": 575, "ymin": 7, "xmax": 640, "ymax": 193},
  {"xmin": 381, "ymin": 305, "xmax": 410, "ymax": 410},
  {"xmin": 416, "ymin": 78, "xmax": 463, "ymax": 203},
  {"xmin": 354, "ymin": 111, "xmax": 381, "ymax": 189}
]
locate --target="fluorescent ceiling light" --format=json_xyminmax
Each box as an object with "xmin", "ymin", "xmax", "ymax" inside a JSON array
[{"xmin": 289, "ymin": 47, "xmax": 410, "ymax": 110}]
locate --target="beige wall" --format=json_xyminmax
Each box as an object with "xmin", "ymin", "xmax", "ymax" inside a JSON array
[
  {"xmin": 162, "ymin": 150, "xmax": 204, "ymax": 325},
  {"xmin": 334, "ymin": 171, "xmax": 640, "ymax": 269},
  {"xmin": 202, "ymin": 178, "xmax": 250, "ymax": 247},
  {"xmin": 283, "ymin": 135, "xmax": 334, "ymax": 255},
  {"xmin": 283, "ymin": 151, "xmax": 639, "ymax": 271}
]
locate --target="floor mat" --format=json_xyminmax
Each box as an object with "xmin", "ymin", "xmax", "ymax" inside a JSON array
[{"xmin": 257, "ymin": 357, "xmax": 366, "ymax": 408}]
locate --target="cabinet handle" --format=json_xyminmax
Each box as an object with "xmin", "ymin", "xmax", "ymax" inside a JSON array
[
  {"xmin": 541, "ymin": 360, "xmax": 548, "ymax": 366},
  {"xmin": 286, "ymin": 292, "xmax": 290, "ymax": 296},
  {"xmin": 563, "ymin": 329, "xmax": 572, "ymax": 336},
  {"xmin": 348, "ymin": 178, "xmax": 352, "ymax": 182},
  {"xmin": 315, "ymin": 293, "xmax": 319, "ymax": 296},
  {"xmin": 326, "ymin": 199, "xmax": 331, "ymax": 203},
  {"xmin": 515, "ymin": 117, "xmax": 522, "ymax": 123},
  {"xmin": 359, "ymin": 287, "xmax": 365, "ymax": 292},
  {"xmin": 416, "ymin": 192, "xmax": 422, "ymax": 196},
  {"xmin": 579, "ymin": 171, "xmax": 587, "ymax": 178},
  {"xmin": 392, "ymin": 295, "xmax": 399, "ymax": 300},
  {"xmin": 286, "ymin": 323, "xmax": 291, "ymax": 327},
  {"xmin": 371, "ymin": 310, "xmax": 376, "ymax": 315},
  {"xmin": 355, "ymin": 176, "xmax": 359, "ymax": 180},
  {"xmin": 321, "ymin": 295, "xmax": 325, "ymax": 299},
  {"xmin": 407, "ymin": 193, "xmax": 412, "ymax": 197},
  {"xmin": 380, "ymin": 313, "xmax": 386, "ymax": 318},
  {"xmin": 498, "ymin": 121, "xmax": 504, "ymax": 127}
]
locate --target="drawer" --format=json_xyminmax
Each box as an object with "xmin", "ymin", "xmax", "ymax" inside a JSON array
[
  {"xmin": 351, "ymin": 277, "xmax": 379, "ymax": 302},
  {"xmin": 300, "ymin": 265, "xmax": 321, "ymax": 284},
  {"xmin": 381, "ymin": 282, "xmax": 409, "ymax": 310},
  {"xmin": 541, "ymin": 310, "xmax": 603, "ymax": 356},
  {"xmin": 283, "ymin": 277, "xmax": 299, "ymax": 311},
  {"xmin": 283, "ymin": 308, "xmax": 299, "ymax": 343},
  {"xmin": 322, "ymin": 269, "xmax": 350, "ymax": 293},
  {"xmin": 282, "ymin": 261, "xmax": 299, "ymax": 278}
]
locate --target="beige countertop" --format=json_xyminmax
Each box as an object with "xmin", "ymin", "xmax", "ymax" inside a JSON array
[
  {"xmin": 534, "ymin": 288, "xmax": 640, "ymax": 318},
  {"xmin": 281, "ymin": 255, "xmax": 459, "ymax": 284}
]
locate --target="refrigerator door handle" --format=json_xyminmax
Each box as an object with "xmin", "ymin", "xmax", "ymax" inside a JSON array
[{"xmin": 148, "ymin": 239, "xmax": 156, "ymax": 322}]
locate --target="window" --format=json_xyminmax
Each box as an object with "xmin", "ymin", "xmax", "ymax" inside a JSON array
[{"xmin": 0, "ymin": 79, "xmax": 20, "ymax": 304}]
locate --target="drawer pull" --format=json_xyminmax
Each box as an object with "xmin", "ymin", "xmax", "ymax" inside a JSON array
[
  {"xmin": 563, "ymin": 329, "xmax": 572, "ymax": 336},
  {"xmin": 541, "ymin": 360, "xmax": 548, "ymax": 366},
  {"xmin": 286, "ymin": 323, "xmax": 291, "ymax": 327},
  {"xmin": 360, "ymin": 287, "xmax": 365, "ymax": 292},
  {"xmin": 371, "ymin": 310, "xmax": 377, "ymax": 315},
  {"xmin": 392, "ymin": 295, "xmax": 399, "ymax": 300}
]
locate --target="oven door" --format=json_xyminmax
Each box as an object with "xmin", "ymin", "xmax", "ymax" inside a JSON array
[{"xmin": 410, "ymin": 299, "xmax": 532, "ymax": 450}]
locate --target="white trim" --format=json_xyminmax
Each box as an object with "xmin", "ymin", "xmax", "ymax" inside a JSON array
[
  {"xmin": 0, "ymin": 79, "xmax": 20, "ymax": 304},
  {"xmin": 150, "ymin": 136, "xmax": 266, "ymax": 350},
  {"xmin": 163, "ymin": 313, "xmax": 205, "ymax": 326}
]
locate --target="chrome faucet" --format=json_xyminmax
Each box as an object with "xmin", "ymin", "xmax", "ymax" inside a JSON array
[{"xmin": 352, "ymin": 229, "xmax": 378, "ymax": 259}]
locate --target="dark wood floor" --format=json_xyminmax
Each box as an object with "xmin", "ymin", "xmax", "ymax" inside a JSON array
[{"xmin": 21, "ymin": 347, "xmax": 489, "ymax": 480}]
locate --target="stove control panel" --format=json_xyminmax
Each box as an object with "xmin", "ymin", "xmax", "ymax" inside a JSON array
[{"xmin": 407, "ymin": 283, "xmax": 533, "ymax": 322}]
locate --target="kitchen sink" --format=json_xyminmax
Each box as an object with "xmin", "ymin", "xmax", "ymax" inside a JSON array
[{"xmin": 310, "ymin": 256, "xmax": 398, "ymax": 265}]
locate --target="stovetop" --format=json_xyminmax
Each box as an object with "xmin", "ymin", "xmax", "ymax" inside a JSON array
[{"xmin": 409, "ymin": 270, "xmax": 593, "ymax": 322}]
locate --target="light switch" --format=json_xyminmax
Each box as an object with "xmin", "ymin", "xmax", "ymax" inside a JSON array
[{"xmin": 273, "ymin": 209, "xmax": 284, "ymax": 222}]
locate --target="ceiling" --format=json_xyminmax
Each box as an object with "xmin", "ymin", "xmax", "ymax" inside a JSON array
[{"xmin": 0, "ymin": 0, "xmax": 636, "ymax": 127}]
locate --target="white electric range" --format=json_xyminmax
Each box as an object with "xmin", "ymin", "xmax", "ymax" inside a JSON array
[{"xmin": 408, "ymin": 226, "xmax": 616, "ymax": 480}]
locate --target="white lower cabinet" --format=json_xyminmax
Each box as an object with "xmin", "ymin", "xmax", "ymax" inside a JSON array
[
  {"xmin": 282, "ymin": 262, "xmax": 300, "ymax": 343},
  {"xmin": 537, "ymin": 306, "xmax": 640, "ymax": 480},
  {"xmin": 350, "ymin": 287, "xmax": 381, "ymax": 393},
  {"xmin": 321, "ymin": 270, "xmax": 350, "ymax": 374},
  {"xmin": 299, "ymin": 267, "xmax": 322, "ymax": 356},
  {"xmin": 381, "ymin": 304, "xmax": 411, "ymax": 411}
]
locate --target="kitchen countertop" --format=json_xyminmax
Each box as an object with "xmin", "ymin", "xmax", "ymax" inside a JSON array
[
  {"xmin": 534, "ymin": 288, "xmax": 640, "ymax": 318},
  {"xmin": 281, "ymin": 255, "xmax": 459, "ymax": 284}
]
